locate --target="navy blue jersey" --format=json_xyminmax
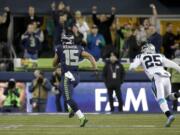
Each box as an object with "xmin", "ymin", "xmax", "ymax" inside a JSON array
[{"xmin": 55, "ymin": 44, "xmax": 84, "ymax": 74}]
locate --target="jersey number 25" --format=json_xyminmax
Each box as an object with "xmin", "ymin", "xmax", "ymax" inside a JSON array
[{"xmin": 143, "ymin": 55, "xmax": 162, "ymax": 69}]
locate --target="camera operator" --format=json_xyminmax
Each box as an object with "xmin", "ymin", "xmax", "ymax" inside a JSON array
[
  {"xmin": 29, "ymin": 70, "xmax": 52, "ymax": 112},
  {"xmin": 51, "ymin": 67, "xmax": 68, "ymax": 112},
  {"xmin": 2, "ymin": 78, "xmax": 21, "ymax": 112}
]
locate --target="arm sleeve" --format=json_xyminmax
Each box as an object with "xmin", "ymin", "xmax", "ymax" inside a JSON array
[
  {"xmin": 3, "ymin": 89, "xmax": 8, "ymax": 96},
  {"xmin": 106, "ymin": 14, "xmax": 115, "ymax": 26},
  {"xmin": 92, "ymin": 13, "xmax": 100, "ymax": 25},
  {"xmin": 52, "ymin": 10, "xmax": 58, "ymax": 26},
  {"xmin": 162, "ymin": 57, "xmax": 180, "ymax": 72},
  {"xmin": 43, "ymin": 79, "xmax": 53, "ymax": 91},
  {"xmin": 50, "ymin": 75, "xmax": 55, "ymax": 85},
  {"xmin": 4, "ymin": 11, "xmax": 10, "ymax": 26},
  {"xmin": 129, "ymin": 55, "xmax": 141, "ymax": 70},
  {"xmin": 29, "ymin": 83, "xmax": 35, "ymax": 93}
]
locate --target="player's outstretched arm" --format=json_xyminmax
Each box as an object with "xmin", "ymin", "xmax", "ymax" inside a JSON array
[
  {"xmin": 129, "ymin": 56, "xmax": 141, "ymax": 71},
  {"xmin": 163, "ymin": 57, "xmax": 180, "ymax": 73},
  {"xmin": 52, "ymin": 53, "xmax": 59, "ymax": 68},
  {"xmin": 81, "ymin": 51, "xmax": 97, "ymax": 71}
]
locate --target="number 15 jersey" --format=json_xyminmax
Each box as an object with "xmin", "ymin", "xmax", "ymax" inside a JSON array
[
  {"xmin": 129, "ymin": 53, "xmax": 171, "ymax": 80},
  {"xmin": 55, "ymin": 44, "xmax": 84, "ymax": 74}
]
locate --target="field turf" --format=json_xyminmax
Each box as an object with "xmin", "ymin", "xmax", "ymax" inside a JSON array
[{"xmin": 0, "ymin": 113, "xmax": 180, "ymax": 135}]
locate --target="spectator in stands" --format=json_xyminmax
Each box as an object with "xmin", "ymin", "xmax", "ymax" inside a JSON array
[
  {"xmin": 0, "ymin": 7, "xmax": 10, "ymax": 58},
  {"xmin": 87, "ymin": 24, "xmax": 106, "ymax": 60},
  {"xmin": 147, "ymin": 25, "xmax": 162, "ymax": 53},
  {"xmin": 65, "ymin": 5, "xmax": 75, "ymax": 25},
  {"xmin": 92, "ymin": 6, "xmax": 116, "ymax": 45},
  {"xmin": 103, "ymin": 52, "xmax": 125, "ymax": 112},
  {"xmin": 25, "ymin": 6, "xmax": 42, "ymax": 27},
  {"xmin": 1, "ymin": 79, "xmax": 21, "ymax": 112},
  {"xmin": 51, "ymin": 1, "xmax": 67, "ymax": 21},
  {"xmin": 135, "ymin": 25, "xmax": 148, "ymax": 45},
  {"xmin": 0, "ymin": 7, "xmax": 14, "ymax": 71},
  {"xmin": 52, "ymin": 13, "xmax": 69, "ymax": 46},
  {"xmin": 162, "ymin": 23, "xmax": 180, "ymax": 59},
  {"xmin": 72, "ymin": 25, "xmax": 85, "ymax": 46},
  {"xmin": 51, "ymin": 67, "xmax": 67, "ymax": 112},
  {"xmin": 114, "ymin": 21, "xmax": 125, "ymax": 59},
  {"xmin": 33, "ymin": 21, "xmax": 45, "ymax": 56},
  {"xmin": 51, "ymin": 2, "xmax": 74, "ymax": 45},
  {"xmin": 135, "ymin": 4, "xmax": 158, "ymax": 44},
  {"xmin": 75, "ymin": 10, "xmax": 89, "ymax": 43},
  {"xmin": 124, "ymin": 28, "xmax": 140, "ymax": 62},
  {"xmin": 29, "ymin": 70, "xmax": 52, "ymax": 112},
  {"xmin": 33, "ymin": 21, "xmax": 44, "ymax": 43},
  {"xmin": 21, "ymin": 24, "xmax": 41, "ymax": 68}
]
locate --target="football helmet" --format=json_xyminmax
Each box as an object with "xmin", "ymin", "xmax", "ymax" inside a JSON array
[
  {"xmin": 61, "ymin": 33, "xmax": 74, "ymax": 45},
  {"xmin": 141, "ymin": 43, "xmax": 156, "ymax": 54}
]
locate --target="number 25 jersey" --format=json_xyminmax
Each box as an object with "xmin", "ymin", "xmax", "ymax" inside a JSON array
[
  {"xmin": 55, "ymin": 44, "xmax": 84, "ymax": 74},
  {"xmin": 129, "ymin": 53, "xmax": 171, "ymax": 80}
]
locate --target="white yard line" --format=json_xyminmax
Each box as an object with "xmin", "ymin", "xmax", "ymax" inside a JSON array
[
  {"xmin": 0, "ymin": 125, "xmax": 23, "ymax": 129},
  {"xmin": 0, "ymin": 124, "xmax": 158, "ymax": 129},
  {"xmin": 0, "ymin": 113, "xmax": 102, "ymax": 116}
]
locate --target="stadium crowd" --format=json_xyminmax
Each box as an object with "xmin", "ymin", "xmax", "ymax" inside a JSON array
[{"xmin": 0, "ymin": 2, "xmax": 179, "ymax": 71}]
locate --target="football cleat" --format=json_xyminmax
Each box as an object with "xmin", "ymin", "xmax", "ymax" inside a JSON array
[
  {"xmin": 80, "ymin": 117, "xmax": 88, "ymax": 127},
  {"xmin": 69, "ymin": 110, "xmax": 75, "ymax": 118},
  {"xmin": 164, "ymin": 115, "xmax": 175, "ymax": 127},
  {"xmin": 68, "ymin": 107, "xmax": 75, "ymax": 118}
]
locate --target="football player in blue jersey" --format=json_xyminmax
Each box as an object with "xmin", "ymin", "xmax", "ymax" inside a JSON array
[{"xmin": 53, "ymin": 33, "xmax": 97, "ymax": 127}]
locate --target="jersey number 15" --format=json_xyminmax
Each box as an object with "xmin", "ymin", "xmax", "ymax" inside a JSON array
[{"xmin": 63, "ymin": 50, "xmax": 79, "ymax": 66}]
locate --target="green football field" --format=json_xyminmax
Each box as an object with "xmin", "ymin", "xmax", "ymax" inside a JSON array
[{"xmin": 0, "ymin": 113, "xmax": 180, "ymax": 135}]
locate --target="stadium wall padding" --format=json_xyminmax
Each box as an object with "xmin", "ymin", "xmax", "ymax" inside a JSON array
[
  {"xmin": 26, "ymin": 82, "xmax": 178, "ymax": 112},
  {"xmin": 0, "ymin": 71, "xmax": 149, "ymax": 82}
]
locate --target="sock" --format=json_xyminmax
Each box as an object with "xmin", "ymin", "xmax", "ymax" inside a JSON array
[
  {"xmin": 165, "ymin": 111, "xmax": 172, "ymax": 118},
  {"xmin": 158, "ymin": 98, "xmax": 170, "ymax": 113},
  {"xmin": 67, "ymin": 104, "xmax": 72, "ymax": 112},
  {"xmin": 75, "ymin": 110, "xmax": 84, "ymax": 119}
]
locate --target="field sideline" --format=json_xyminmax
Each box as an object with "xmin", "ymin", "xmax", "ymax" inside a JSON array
[{"xmin": 0, "ymin": 113, "xmax": 180, "ymax": 135}]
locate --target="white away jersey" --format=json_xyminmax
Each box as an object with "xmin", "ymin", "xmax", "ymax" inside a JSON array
[{"xmin": 129, "ymin": 53, "xmax": 172, "ymax": 80}]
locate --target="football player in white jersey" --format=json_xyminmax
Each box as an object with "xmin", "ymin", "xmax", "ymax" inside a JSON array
[{"xmin": 129, "ymin": 43, "xmax": 180, "ymax": 127}]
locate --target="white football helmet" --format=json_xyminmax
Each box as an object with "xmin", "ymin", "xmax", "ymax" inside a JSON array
[{"xmin": 141, "ymin": 43, "xmax": 156, "ymax": 54}]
